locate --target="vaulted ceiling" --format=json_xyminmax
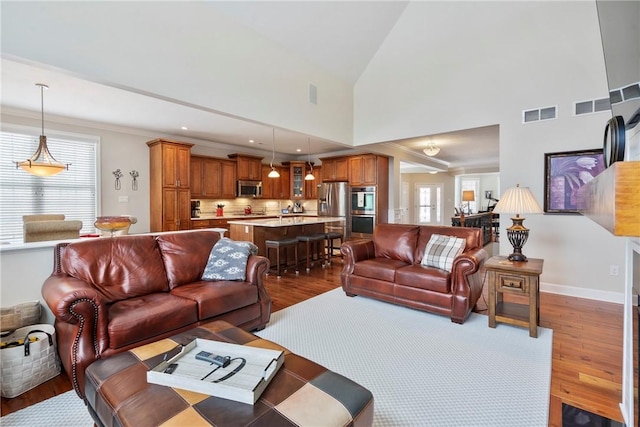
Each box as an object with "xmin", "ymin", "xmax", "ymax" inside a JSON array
[{"xmin": 0, "ymin": 1, "xmax": 498, "ymax": 173}]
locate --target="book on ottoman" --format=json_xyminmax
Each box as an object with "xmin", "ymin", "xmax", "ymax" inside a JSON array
[{"xmin": 147, "ymin": 338, "xmax": 284, "ymax": 404}]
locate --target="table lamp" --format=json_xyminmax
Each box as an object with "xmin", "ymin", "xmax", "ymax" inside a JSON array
[
  {"xmin": 462, "ymin": 190, "xmax": 475, "ymax": 214},
  {"xmin": 491, "ymin": 184, "xmax": 543, "ymax": 262}
]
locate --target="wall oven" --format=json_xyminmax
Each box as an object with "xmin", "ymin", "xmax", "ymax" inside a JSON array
[{"xmin": 351, "ymin": 186, "xmax": 376, "ymax": 238}]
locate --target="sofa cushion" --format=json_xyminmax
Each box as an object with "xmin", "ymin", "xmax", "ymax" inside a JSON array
[
  {"xmin": 396, "ymin": 264, "xmax": 451, "ymax": 294},
  {"xmin": 107, "ymin": 293, "xmax": 198, "ymax": 349},
  {"xmin": 415, "ymin": 226, "xmax": 482, "ymax": 264},
  {"xmin": 421, "ymin": 234, "xmax": 466, "ymax": 272},
  {"xmin": 170, "ymin": 281, "xmax": 258, "ymax": 320},
  {"xmin": 201, "ymin": 238, "xmax": 259, "ymax": 281},
  {"xmin": 60, "ymin": 235, "xmax": 168, "ymax": 302},
  {"xmin": 156, "ymin": 230, "xmax": 221, "ymax": 289},
  {"xmin": 373, "ymin": 224, "xmax": 419, "ymax": 264},
  {"xmin": 353, "ymin": 258, "xmax": 409, "ymax": 282}
]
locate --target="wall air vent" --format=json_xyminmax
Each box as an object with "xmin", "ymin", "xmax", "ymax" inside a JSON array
[
  {"xmin": 574, "ymin": 97, "xmax": 611, "ymax": 116},
  {"xmin": 522, "ymin": 106, "xmax": 557, "ymax": 123},
  {"xmin": 610, "ymin": 82, "xmax": 640, "ymax": 105}
]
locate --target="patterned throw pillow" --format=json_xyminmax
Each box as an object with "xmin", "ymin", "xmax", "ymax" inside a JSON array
[
  {"xmin": 421, "ymin": 234, "xmax": 466, "ymax": 272},
  {"xmin": 202, "ymin": 238, "xmax": 259, "ymax": 281}
]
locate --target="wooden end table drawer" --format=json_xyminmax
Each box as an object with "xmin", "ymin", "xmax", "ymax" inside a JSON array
[{"xmin": 495, "ymin": 273, "xmax": 528, "ymax": 294}]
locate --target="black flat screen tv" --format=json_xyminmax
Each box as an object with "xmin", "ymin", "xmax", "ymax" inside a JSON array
[{"xmin": 596, "ymin": 0, "xmax": 640, "ymax": 129}]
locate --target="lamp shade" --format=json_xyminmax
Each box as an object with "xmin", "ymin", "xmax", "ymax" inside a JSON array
[
  {"xmin": 492, "ymin": 184, "xmax": 543, "ymax": 214},
  {"xmin": 462, "ymin": 190, "xmax": 475, "ymax": 202}
]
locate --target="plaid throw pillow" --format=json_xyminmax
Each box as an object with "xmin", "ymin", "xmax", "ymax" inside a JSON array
[
  {"xmin": 421, "ymin": 234, "xmax": 466, "ymax": 272},
  {"xmin": 202, "ymin": 238, "xmax": 258, "ymax": 281}
]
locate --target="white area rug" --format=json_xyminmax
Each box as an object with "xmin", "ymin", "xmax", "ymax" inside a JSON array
[
  {"xmin": 2, "ymin": 288, "xmax": 552, "ymax": 426},
  {"xmin": 1, "ymin": 390, "xmax": 91, "ymax": 426},
  {"xmin": 256, "ymin": 288, "xmax": 553, "ymax": 427}
]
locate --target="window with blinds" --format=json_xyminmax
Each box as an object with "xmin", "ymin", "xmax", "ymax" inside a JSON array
[{"xmin": 0, "ymin": 128, "xmax": 98, "ymax": 244}]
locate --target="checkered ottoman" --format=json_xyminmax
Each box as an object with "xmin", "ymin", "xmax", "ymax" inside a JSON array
[{"xmin": 85, "ymin": 320, "xmax": 374, "ymax": 427}]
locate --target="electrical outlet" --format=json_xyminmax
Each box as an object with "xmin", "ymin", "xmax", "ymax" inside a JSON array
[{"xmin": 609, "ymin": 265, "xmax": 619, "ymax": 276}]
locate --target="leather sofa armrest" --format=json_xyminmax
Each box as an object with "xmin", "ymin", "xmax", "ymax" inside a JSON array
[
  {"xmin": 340, "ymin": 240, "xmax": 375, "ymax": 294},
  {"xmin": 41, "ymin": 273, "xmax": 110, "ymax": 397},
  {"xmin": 340, "ymin": 239, "xmax": 375, "ymax": 269},
  {"xmin": 244, "ymin": 254, "xmax": 272, "ymax": 326},
  {"xmin": 450, "ymin": 247, "xmax": 489, "ymax": 323}
]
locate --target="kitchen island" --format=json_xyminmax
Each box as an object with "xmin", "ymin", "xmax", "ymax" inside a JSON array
[{"xmin": 228, "ymin": 216, "xmax": 345, "ymax": 266}]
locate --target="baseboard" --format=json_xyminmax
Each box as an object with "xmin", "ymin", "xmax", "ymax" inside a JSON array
[{"xmin": 541, "ymin": 281, "xmax": 624, "ymax": 304}]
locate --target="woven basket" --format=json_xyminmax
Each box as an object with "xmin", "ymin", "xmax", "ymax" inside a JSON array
[
  {"xmin": 0, "ymin": 301, "xmax": 41, "ymax": 333},
  {"xmin": 0, "ymin": 324, "xmax": 60, "ymax": 398}
]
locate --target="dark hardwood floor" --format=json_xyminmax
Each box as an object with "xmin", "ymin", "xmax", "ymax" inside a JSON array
[{"xmin": 1, "ymin": 257, "xmax": 633, "ymax": 427}]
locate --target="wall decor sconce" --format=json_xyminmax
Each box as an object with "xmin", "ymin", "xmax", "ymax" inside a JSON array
[
  {"xmin": 112, "ymin": 169, "xmax": 123, "ymax": 190},
  {"xmin": 130, "ymin": 170, "xmax": 139, "ymax": 191}
]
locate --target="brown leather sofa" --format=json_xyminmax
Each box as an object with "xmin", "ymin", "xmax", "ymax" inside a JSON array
[
  {"xmin": 341, "ymin": 223, "xmax": 488, "ymax": 324},
  {"xmin": 41, "ymin": 230, "xmax": 271, "ymax": 398}
]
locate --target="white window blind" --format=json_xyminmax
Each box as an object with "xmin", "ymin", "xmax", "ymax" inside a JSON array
[{"xmin": 0, "ymin": 129, "xmax": 98, "ymax": 244}]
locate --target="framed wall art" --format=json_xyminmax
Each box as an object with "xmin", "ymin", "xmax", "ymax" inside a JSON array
[{"xmin": 544, "ymin": 148, "xmax": 605, "ymax": 214}]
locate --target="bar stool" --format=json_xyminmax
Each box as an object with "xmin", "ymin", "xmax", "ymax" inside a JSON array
[
  {"xmin": 265, "ymin": 237, "xmax": 299, "ymax": 278},
  {"xmin": 297, "ymin": 234, "xmax": 325, "ymax": 271},
  {"xmin": 324, "ymin": 231, "xmax": 344, "ymax": 264}
]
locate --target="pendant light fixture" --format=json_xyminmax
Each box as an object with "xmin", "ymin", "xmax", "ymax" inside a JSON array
[
  {"xmin": 304, "ymin": 137, "xmax": 315, "ymax": 181},
  {"xmin": 423, "ymin": 140, "xmax": 440, "ymax": 157},
  {"xmin": 15, "ymin": 83, "xmax": 69, "ymax": 177},
  {"xmin": 268, "ymin": 128, "xmax": 280, "ymax": 178}
]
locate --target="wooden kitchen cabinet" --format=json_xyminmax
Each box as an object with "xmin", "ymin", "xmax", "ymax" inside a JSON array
[
  {"xmin": 191, "ymin": 156, "xmax": 236, "ymax": 199},
  {"xmin": 320, "ymin": 157, "xmax": 349, "ymax": 181},
  {"xmin": 261, "ymin": 165, "xmax": 290, "ymax": 199},
  {"xmin": 349, "ymin": 155, "xmax": 378, "ymax": 186},
  {"xmin": 147, "ymin": 138, "xmax": 193, "ymax": 232},
  {"xmin": 229, "ymin": 153, "xmax": 263, "ymax": 180},
  {"xmin": 305, "ymin": 165, "xmax": 321, "ymax": 200}
]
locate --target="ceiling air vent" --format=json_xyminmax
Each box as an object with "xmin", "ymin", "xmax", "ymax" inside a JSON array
[
  {"xmin": 574, "ymin": 97, "xmax": 611, "ymax": 116},
  {"xmin": 523, "ymin": 106, "xmax": 557, "ymax": 123}
]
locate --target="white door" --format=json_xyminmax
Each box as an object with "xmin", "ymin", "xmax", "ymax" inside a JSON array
[{"xmin": 415, "ymin": 184, "xmax": 442, "ymax": 225}]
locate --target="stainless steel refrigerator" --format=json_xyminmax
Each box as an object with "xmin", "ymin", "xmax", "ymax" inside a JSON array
[{"xmin": 317, "ymin": 181, "xmax": 350, "ymax": 240}]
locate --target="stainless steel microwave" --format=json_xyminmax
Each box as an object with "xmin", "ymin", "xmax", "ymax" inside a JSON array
[{"xmin": 237, "ymin": 180, "xmax": 263, "ymax": 198}]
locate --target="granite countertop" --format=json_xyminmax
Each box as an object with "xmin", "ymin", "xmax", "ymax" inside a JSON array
[{"xmin": 226, "ymin": 216, "xmax": 344, "ymax": 227}]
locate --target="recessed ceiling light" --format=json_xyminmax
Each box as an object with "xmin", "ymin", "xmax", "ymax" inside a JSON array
[
  {"xmin": 180, "ymin": 126, "xmax": 188, "ymax": 130},
  {"xmin": 296, "ymin": 148, "xmax": 302, "ymax": 152},
  {"xmin": 249, "ymin": 139, "xmax": 254, "ymax": 143}
]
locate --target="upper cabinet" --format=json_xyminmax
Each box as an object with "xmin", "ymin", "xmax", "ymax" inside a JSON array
[
  {"xmin": 320, "ymin": 154, "xmax": 389, "ymax": 187},
  {"xmin": 284, "ymin": 161, "xmax": 307, "ymax": 200},
  {"xmin": 349, "ymin": 154, "xmax": 378, "ymax": 186},
  {"xmin": 321, "ymin": 157, "xmax": 349, "ymax": 181},
  {"xmin": 191, "ymin": 156, "xmax": 236, "ymax": 199},
  {"xmin": 261, "ymin": 165, "xmax": 290, "ymax": 199},
  {"xmin": 305, "ymin": 165, "xmax": 321, "ymax": 200},
  {"xmin": 229, "ymin": 153, "xmax": 263, "ymax": 180}
]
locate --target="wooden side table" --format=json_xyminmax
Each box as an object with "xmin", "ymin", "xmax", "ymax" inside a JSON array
[{"xmin": 486, "ymin": 256, "xmax": 544, "ymax": 338}]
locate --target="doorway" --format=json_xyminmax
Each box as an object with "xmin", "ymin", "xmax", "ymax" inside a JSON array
[{"xmin": 415, "ymin": 184, "xmax": 442, "ymax": 225}]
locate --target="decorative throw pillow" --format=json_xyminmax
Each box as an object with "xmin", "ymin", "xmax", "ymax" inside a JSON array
[
  {"xmin": 421, "ymin": 234, "xmax": 466, "ymax": 272},
  {"xmin": 202, "ymin": 238, "xmax": 259, "ymax": 281}
]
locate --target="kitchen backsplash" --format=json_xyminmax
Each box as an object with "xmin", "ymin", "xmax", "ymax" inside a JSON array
[{"xmin": 196, "ymin": 198, "xmax": 317, "ymax": 216}]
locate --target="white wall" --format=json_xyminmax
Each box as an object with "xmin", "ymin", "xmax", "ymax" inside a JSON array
[
  {"xmin": 355, "ymin": 1, "xmax": 625, "ymax": 298},
  {"xmin": 1, "ymin": 1, "xmax": 354, "ymax": 145}
]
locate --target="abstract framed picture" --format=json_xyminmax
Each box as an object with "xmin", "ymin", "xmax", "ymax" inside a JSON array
[{"xmin": 544, "ymin": 148, "xmax": 605, "ymax": 214}]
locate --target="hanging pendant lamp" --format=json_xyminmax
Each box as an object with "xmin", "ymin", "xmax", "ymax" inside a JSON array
[
  {"xmin": 268, "ymin": 128, "xmax": 280, "ymax": 178},
  {"xmin": 16, "ymin": 83, "xmax": 69, "ymax": 177},
  {"xmin": 304, "ymin": 137, "xmax": 315, "ymax": 180}
]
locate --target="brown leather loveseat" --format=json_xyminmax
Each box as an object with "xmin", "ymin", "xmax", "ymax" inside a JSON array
[
  {"xmin": 341, "ymin": 223, "xmax": 488, "ymax": 324},
  {"xmin": 41, "ymin": 230, "xmax": 271, "ymax": 398}
]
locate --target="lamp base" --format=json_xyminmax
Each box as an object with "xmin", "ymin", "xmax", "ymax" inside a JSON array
[
  {"xmin": 506, "ymin": 216, "xmax": 530, "ymax": 262},
  {"xmin": 507, "ymin": 252, "xmax": 528, "ymax": 262}
]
